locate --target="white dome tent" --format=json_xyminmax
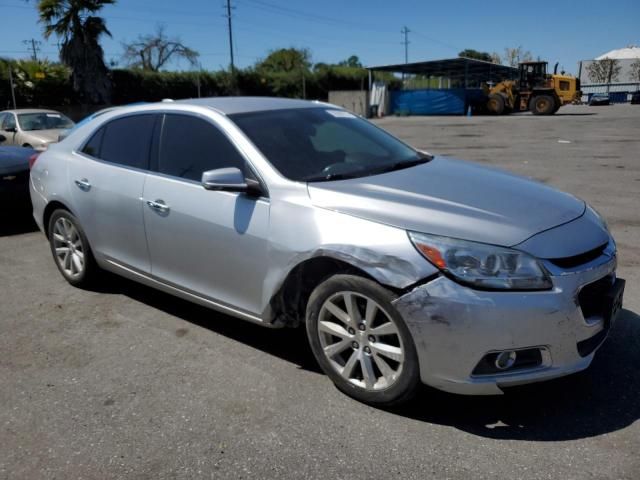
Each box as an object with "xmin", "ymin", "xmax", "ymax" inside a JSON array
[
  {"xmin": 578, "ymin": 45, "xmax": 640, "ymax": 102},
  {"xmin": 595, "ymin": 46, "xmax": 640, "ymax": 61}
]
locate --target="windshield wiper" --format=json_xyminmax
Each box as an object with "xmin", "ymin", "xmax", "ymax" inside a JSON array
[
  {"xmin": 372, "ymin": 155, "xmax": 432, "ymax": 175},
  {"xmin": 304, "ymin": 172, "xmax": 362, "ymax": 182}
]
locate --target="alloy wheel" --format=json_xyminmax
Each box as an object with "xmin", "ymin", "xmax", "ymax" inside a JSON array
[
  {"xmin": 317, "ymin": 291, "xmax": 404, "ymax": 391},
  {"xmin": 52, "ymin": 217, "xmax": 85, "ymax": 279}
]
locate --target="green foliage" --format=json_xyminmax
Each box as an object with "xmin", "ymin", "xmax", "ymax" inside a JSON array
[
  {"xmin": 1, "ymin": 47, "xmax": 386, "ymax": 107},
  {"xmin": 256, "ymin": 48, "xmax": 312, "ymax": 74},
  {"xmin": 458, "ymin": 49, "xmax": 493, "ymax": 63},
  {"xmin": 338, "ymin": 56, "xmax": 363, "ymax": 68},
  {"xmin": 0, "ymin": 58, "xmax": 73, "ymax": 109}
]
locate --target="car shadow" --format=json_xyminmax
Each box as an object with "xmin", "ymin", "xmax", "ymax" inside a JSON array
[
  {"xmin": 93, "ymin": 273, "xmax": 639, "ymax": 441},
  {"xmin": 0, "ymin": 194, "xmax": 38, "ymax": 237},
  {"xmin": 93, "ymin": 272, "xmax": 321, "ymax": 373}
]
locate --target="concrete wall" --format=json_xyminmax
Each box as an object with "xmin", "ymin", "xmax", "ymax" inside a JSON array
[{"xmin": 328, "ymin": 90, "xmax": 369, "ymax": 117}]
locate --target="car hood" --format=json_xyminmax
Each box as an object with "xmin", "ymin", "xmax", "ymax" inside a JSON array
[
  {"xmin": 22, "ymin": 129, "xmax": 62, "ymax": 144},
  {"xmin": 307, "ymin": 157, "xmax": 585, "ymax": 248}
]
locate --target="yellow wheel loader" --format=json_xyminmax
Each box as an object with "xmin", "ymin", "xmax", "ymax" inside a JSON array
[{"xmin": 486, "ymin": 61, "xmax": 581, "ymax": 115}]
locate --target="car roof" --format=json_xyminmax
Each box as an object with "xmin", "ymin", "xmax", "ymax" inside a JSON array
[
  {"xmin": 173, "ymin": 96, "xmax": 331, "ymax": 115},
  {"xmin": 1, "ymin": 108, "xmax": 62, "ymax": 115}
]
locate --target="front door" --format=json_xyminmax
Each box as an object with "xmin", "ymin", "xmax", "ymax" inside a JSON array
[{"xmin": 142, "ymin": 113, "xmax": 270, "ymax": 316}]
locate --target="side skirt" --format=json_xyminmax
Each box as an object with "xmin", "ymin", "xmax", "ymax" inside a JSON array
[{"xmin": 99, "ymin": 257, "xmax": 279, "ymax": 328}]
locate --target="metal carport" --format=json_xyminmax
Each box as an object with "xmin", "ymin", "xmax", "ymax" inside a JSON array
[{"xmin": 367, "ymin": 58, "xmax": 518, "ymax": 115}]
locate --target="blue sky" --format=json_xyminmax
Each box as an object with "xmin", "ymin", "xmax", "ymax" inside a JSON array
[{"xmin": 1, "ymin": 0, "xmax": 638, "ymax": 74}]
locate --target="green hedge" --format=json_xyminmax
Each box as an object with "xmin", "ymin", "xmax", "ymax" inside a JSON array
[{"xmin": 1, "ymin": 61, "xmax": 377, "ymax": 109}]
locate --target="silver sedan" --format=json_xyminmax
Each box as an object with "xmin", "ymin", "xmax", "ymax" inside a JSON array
[{"xmin": 29, "ymin": 97, "xmax": 625, "ymax": 405}]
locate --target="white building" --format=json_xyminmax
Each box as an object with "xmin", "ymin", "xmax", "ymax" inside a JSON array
[{"xmin": 578, "ymin": 45, "xmax": 640, "ymax": 101}]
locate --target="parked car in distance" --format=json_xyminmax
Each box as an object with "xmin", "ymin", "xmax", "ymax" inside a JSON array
[
  {"xmin": 630, "ymin": 92, "xmax": 640, "ymax": 105},
  {"xmin": 30, "ymin": 97, "xmax": 624, "ymax": 406},
  {"xmin": 0, "ymin": 146, "xmax": 37, "ymax": 197},
  {"xmin": 588, "ymin": 94, "xmax": 611, "ymax": 106},
  {"xmin": 0, "ymin": 109, "xmax": 75, "ymax": 151}
]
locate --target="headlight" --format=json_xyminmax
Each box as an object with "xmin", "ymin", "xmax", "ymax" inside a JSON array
[{"xmin": 408, "ymin": 232, "xmax": 552, "ymax": 290}]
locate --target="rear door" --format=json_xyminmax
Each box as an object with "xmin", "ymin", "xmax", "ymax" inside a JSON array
[
  {"xmin": 68, "ymin": 113, "xmax": 157, "ymax": 273},
  {"xmin": 142, "ymin": 113, "xmax": 270, "ymax": 316}
]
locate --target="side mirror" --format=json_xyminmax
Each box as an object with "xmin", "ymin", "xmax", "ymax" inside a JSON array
[
  {"xmin": 202, "ymin": 167, "xmax": 263, "ymax": 196},
  {"xmin": 6, "ymin": 126, "xmax": 17, "ymax": 133}
]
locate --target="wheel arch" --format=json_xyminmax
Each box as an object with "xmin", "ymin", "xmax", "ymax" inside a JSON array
[
  {"xmin": 266, "ymin": 255, "xmax": 402, "ymax": 328},
  {"xmin": 42, "ymin": 200, "xmax": 75, "ymax": 238}
]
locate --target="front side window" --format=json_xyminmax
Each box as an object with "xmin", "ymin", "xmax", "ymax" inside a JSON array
[
  {"xmin": 93, "ymin": 114, "xmax": 156, "ymax": 169},
  {"xmin": 157, "ymin": 114, "xmax": 245, "ymax": 182},
  {"xmin": 229, "ymin": 108, "xmax": 425, "ymax": 182},
  {"xmin": 17, "ymin": 112, "xmax": 74, "ymax": 131}
]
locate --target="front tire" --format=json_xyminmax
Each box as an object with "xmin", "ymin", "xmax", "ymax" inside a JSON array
[
  {"xmin": 487, "ymin": 93, "xmax": 505, "ymax": 115},
  {"xmin": 48, "ymin": 209, "xmax": 99, "ymax": 287},
  {"xmin": 530, "ymin": 95, "xmax": 556, "ymax": 115},
  {"xmin": 306, "ymin": 274, "xmax": 420, "ymax": 406}
]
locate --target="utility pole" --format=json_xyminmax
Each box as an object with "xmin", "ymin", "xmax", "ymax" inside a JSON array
[
  {"xmin": 22, "ymin": 39, "xmax": 41, "ymax": 62},
  {"xmin": 401, "ymin": 26, "xmax": 410, "ymax": 82},
  {"xmin": 8, "ymin": 66, "xmax": 17, "ymax": 109},
  {"xmin": 225, "ymin": 0, "xmax": 236, "ymax": 90}
]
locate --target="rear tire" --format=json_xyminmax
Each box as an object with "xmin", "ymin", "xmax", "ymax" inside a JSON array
[
  {"xmin": 530, "ymin": 95, "xmax": 556, "ymax": 115},
  {"xmin": 48, "ymin": 209, "xmax": 99, "ymax": 288},
  {"xmin": 486, "ymin": 94, "xmax": 505, "ymax": 115},
  {"xmin": 306, "ymin": 274, "xmax": 420, "ymax": 406}
]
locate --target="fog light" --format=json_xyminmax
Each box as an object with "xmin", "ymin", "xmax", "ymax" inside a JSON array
[{"xmin": 495, "ymin": 351, "xmax": 517, "ymax": 370}]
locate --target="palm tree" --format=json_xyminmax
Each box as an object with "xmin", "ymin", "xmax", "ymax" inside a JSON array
[{"xmin": 38, "ymin": 0, "xmax": 115, "ymax": 104}]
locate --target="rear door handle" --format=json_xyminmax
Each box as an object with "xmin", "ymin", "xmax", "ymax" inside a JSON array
[
  {"xmin": 74, "ymin": 178, "xmax": 91, "ymax": 191},
  {"xmin": 145, "ymin": 199, "xmax": 170, "ymax": 214}
]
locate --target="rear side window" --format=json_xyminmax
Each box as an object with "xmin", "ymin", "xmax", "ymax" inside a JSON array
[
  {"xmin": 85, "ymin": 114, "xmax": 155, "ymax": 169},
  {"xmin": 157, "ymin": 114, "xmax": 245, "ymax": 182},
  {"xmin": 82, "ymin": 128, "xmax": 104, "ymax": 157}
]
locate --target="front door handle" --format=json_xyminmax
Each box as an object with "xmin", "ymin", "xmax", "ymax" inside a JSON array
[
  {"xmin": 145, "ymin": 199, "xmax": 170, "ymax": 214},
  {"xmin": 74, "ymin": 178, "xmax": 91, "ymax": 191}
]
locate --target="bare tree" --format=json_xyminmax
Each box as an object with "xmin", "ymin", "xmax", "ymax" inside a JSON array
[
  {"xmin": 629, "ymin": 59, "xmax": 640, "ymax": 83},
  {"xmin": 503, "ymin": 46, "xmax": 533, "ymax": 67},
  {"xmin": 490, "ymin": 52, "xmax": 502, "ymax": 65},
  {"xmin": 586, "ymin": 58, "xmax": 622, "ymax": 84},
  {"xmin": 122, "ymin": 25, "xmax": 199, "ymax": 71}
]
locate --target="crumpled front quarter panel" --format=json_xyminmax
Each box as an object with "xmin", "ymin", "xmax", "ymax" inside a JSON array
[{"xmin": 261, "ymin": 185, "xmax": 437, "ymax": 316}]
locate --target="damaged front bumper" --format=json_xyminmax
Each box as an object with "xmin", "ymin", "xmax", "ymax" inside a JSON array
[{"xmin": 392, "ymin": 245, "xmax": 622, "ymax": 395}]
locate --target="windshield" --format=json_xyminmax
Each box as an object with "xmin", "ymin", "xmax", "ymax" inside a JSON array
[
  {"xmin": 229, "ymin": 108, "xmax": 428, "ymax": 182},
  {"xmin": 17, "ymin": 112, "xmax": 75, "ymax": 131}
]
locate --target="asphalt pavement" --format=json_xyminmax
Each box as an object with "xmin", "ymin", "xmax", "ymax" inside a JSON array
[{"xmin": 1, "ymin": 104, "xmax": 639, "ymax": 479}]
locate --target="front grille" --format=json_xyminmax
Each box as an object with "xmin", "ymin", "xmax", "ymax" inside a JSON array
[
  {"xmin": 578, "ymin": 274, "xmax": 614, "ymax": 320},
  {"xmin": 548, "ymin": 243, "xmax": 608, "ymax": 269}
]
